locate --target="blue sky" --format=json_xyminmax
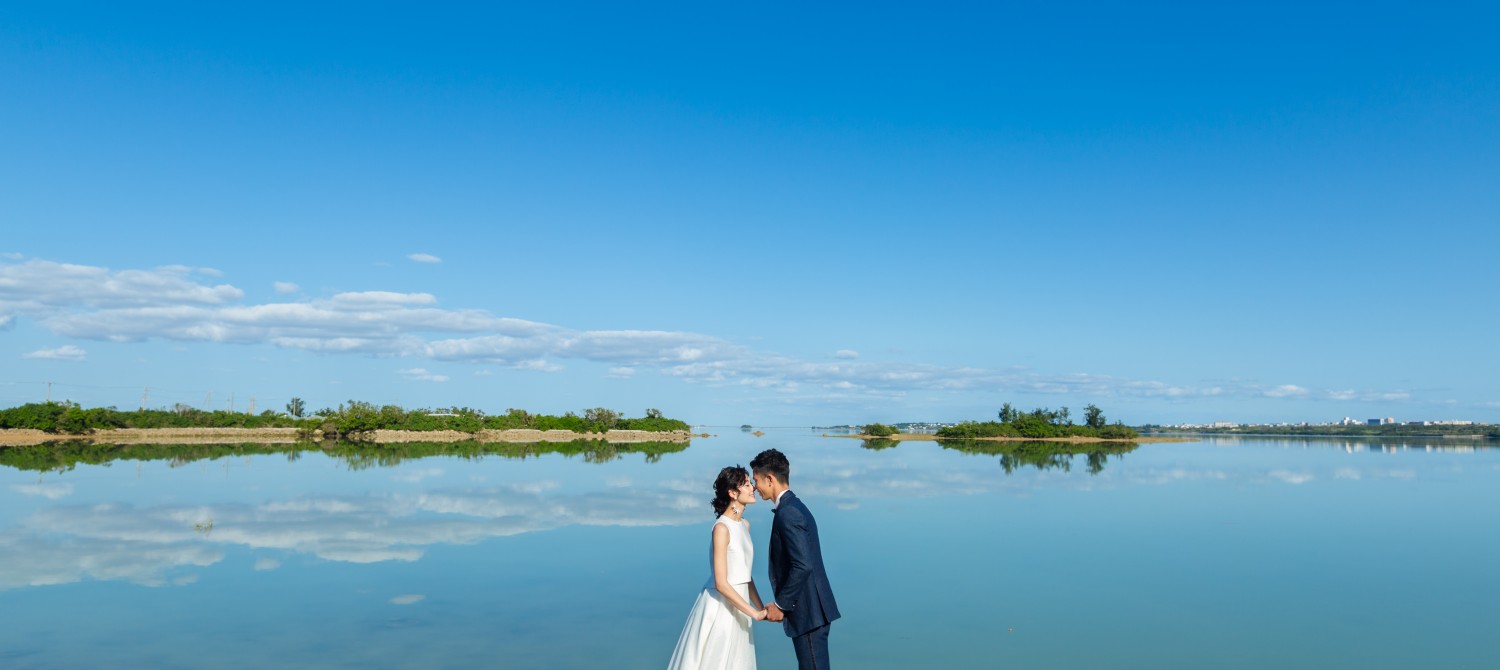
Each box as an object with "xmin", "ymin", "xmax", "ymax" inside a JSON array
[{"xmin": 2, "ymin": 1, "xmax": 1496, "ymax": 426}]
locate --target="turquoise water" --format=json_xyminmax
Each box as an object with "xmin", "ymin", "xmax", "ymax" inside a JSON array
[{"xmin": 2, "ymin": 432, "xmax": 1498, "ymax": 669}]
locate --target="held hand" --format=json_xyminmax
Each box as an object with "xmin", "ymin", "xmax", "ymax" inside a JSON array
[
  {"xmin": 753, "ymin": 609, "xmax": 768, "ymax": 621},
  {"xmin": 765, "ymin": 603, "xmax": 785, "ymax": 622}
]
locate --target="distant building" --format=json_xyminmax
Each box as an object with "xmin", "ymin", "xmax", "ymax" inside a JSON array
[{"xmin": 1366, "ymin": 419, "xmax": 1382, "ymax": 426}]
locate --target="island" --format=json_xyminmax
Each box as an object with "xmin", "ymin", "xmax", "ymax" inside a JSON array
[
  {"xmin": 0, "ymin": 401, "xmax": 696, "ymax": 446},
  {"xmin": 830, "ymin": 404, "xmax": 1184, "ymax": 443}
]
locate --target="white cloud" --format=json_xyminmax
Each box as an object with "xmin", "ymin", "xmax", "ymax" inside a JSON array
[
  {"xmin": 331, "ymin": 291, "xmax": 438, "ymax": 306},
  {"xmin": 390, "ymin": 594, "xmax": 425, "ymax": 605},
  {"xmin": 0, "ymin": 256, "xmax": 1421, "ymax": 407},
  {"xmin": 23, "ymin": 345, "xmax": 87, "ymax": 361},
  {"xmin": 197, "ymin": 267, "xmax": 224, "ymax": 278},
  {"xmin": 407, "ymin": 253, "xmax": 443, "ymax": 264},
  {"xmin": 513, "ymin": 359, "xmax": 562, "ymax": 372},
  {"xmin": 398, "ymin": 368, "xmax": 449, "ymax": 382},
  {"xmin": 1, "ymin": 252, "xmax": 23, "ymax": 260},
  {"xmin": 608, "ymin": 367, "xmax": 636, "ymax": 378},
  {"xmin": 273, "ymin": 282, "xmax": 300, "ymax": 295},
  {"xmin": 0, "ymin": 259, "xmax": 243, "ymax": 310},
  {"xmin": 253, "ymin": 557, "xmax": 281, "ymax": 571},
  {"xmin": 1328, "ymin": 389, "xmax": 1357, "ymax": 401}
]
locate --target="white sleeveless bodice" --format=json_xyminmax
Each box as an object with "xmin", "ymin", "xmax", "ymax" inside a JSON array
[{"xmin": 704, "ymin": 516, "xmax": 753, "ymax": 588}]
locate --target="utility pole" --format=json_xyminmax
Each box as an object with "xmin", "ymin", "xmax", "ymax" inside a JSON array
[
  {"xmin": 206, "ymin": 391, "xmax": 212, "ymax": 411},
  {"xmin": 248, "ymin": 396, "xmax": 256, "ymax": 414},
  {"xmin": 230, "ymin": 392, "xmax": 235, "ymax": 413},
  {"xmin": 47, "ymin": 381, "xmax": 52, "ymax": 403},
  {"xmin": 141, "ymin": 386, "xmax": 149, "ymax": 411}
]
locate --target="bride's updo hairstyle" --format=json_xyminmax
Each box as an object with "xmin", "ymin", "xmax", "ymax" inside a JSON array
[{"xmin": 711, "ymin": 465, "xmax": 750, "ymax": 517}]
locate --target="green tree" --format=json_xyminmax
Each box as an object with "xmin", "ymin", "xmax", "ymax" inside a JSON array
[
  {"xmin": 286, "ymin": 397, "xmax": 306, "ymax": 418},
  {"xmin": 645, "ymin": 408, "xmax": 663, "ymax": 419},
  {"xmin": 998, "ymin": 403, "xmax": 1018, "ymax": 423},
  {"xmin": 584, "ymin": 407, "xmax": 620, "ymax": 431},
  {"xmin": 1084, "ymin": 404, "xmax": 1105, "ymax": 429},
  {"xmin": 863, "ymin": 423, "xmax": 898, "ymax": 437}
]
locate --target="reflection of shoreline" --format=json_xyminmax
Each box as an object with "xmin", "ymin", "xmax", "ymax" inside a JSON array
[
  {"xmin": 0, "ymin": 427, "xmax": 695, "ymax": 447},
  {"xmin": 1196, "ymin": 435, "xmax": 1498, "ymax": 453},
  {"xmin": 0, "ymin": 439, "xmax": 691, "ymax": 473},
  {"xmin": 856, "ymin": 438, "xmax": 1139, "ymax": 474},
  {"xmin": 935, "ymin": 439, "xmax": 1138, "ymax": 475},
  {"xmin": 830, "ymin": 432, "xmax": 1185, "ymax": 443}
]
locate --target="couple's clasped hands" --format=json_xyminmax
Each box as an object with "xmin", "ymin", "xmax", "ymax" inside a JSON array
[{"xmin": 754, "ymin": 603, "xmax": 785, "ymax": 622}]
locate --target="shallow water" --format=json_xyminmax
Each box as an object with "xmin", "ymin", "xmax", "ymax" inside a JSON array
[{"xmin": 2, "ymin": 431, "xmax": 1497, "ymax": 669}]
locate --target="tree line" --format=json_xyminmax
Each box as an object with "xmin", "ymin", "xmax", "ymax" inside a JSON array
[{"xmin": 0, "ymin": 401, "xmax": 690, "ymax": 437}]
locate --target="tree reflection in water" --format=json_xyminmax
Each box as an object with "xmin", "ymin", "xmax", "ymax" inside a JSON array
[
  {"xmin": 937, "ymin": 439, "xmax": 1138, "ymax": 475},
  {"xmin": 0, "ymin": 439, "xmax": 690, "ymax": 473},
  {"xmin": 858, "ymin": 437, "xmax": 1138, "ymax": 473}
]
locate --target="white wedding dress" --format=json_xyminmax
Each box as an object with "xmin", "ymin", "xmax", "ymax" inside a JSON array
[{"xmin": 666, "ymin": 515, "xmax": 756, "ymax": 670}]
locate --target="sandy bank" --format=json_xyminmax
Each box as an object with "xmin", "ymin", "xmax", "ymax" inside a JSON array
[{"xmin": 0, "ymin": 427, "xmax": 694, "ymax": 447}]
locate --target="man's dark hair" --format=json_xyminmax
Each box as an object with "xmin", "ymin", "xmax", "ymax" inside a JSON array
[{"xmin": 750, "ymin": 448, "xmax": 790, "ymax": 484}]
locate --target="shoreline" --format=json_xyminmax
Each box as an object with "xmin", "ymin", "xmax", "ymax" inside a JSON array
[
  {"xmin": 824, "ymin": 432, "xmax": 1191, "ymax": 444},
  {"xmin": 0, "ymin": 427, "xmax": 696, "ymax": 447}
]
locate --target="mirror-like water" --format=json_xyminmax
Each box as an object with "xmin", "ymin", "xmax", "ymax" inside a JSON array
[{"xmin": 2, "ymin": 431, "xmax": 1497, "ymax": 669}]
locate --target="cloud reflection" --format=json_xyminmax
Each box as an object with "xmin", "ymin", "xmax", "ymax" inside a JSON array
[
  {"xmin": 12, "ymin": 483, "xmax": 74, "ymax": 499},
  {"xmin": 0, "ymin": 481, "xmax": 705, "ymax": 591},
  {"xmin": 1, "ymin": 437, "xmax": 1488, "ymax": 592}
]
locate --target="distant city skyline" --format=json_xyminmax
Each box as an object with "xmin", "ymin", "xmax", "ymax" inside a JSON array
[{"xmin": 3, "ymin": 3, "xmax": 1497, "ymax": 426}]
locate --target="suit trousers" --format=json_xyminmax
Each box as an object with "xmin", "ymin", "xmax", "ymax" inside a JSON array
[{"xmin": 792, "ymin": 623, "xmax": 831, "ymax": 670}]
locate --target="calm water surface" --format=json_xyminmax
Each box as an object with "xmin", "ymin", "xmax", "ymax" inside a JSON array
[{"xmin": 2, "ymin": 431, "xmax": 1498, "ymax": 669}]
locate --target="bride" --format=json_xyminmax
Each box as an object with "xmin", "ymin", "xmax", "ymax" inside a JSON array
[{"xmin": 667, "ymin": 465, "xmax": 768, "ymax": 670}]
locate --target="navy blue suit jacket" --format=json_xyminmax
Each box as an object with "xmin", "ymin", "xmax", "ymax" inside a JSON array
[{"xmin": 768, "ymin": 490, "xmax": 841, "ymax": 638}]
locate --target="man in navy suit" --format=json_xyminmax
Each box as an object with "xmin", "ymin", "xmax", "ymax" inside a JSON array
[{"xmin": 751, "ymin": 448, "xmax": 840, "ymax": 670}]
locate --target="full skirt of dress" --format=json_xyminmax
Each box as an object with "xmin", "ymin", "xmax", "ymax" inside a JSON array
[{"xmin": 666, "ymin": 583, "xmax": 756, "ymax": 670}]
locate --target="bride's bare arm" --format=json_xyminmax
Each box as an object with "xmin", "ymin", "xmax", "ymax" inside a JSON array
[{"xmin": 712, "ymin": 523, "xmax": 767, "ymax": 620}]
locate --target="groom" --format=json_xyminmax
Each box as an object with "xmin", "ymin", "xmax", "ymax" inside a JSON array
[{"xmin": 751, "ymin": 448, "xmax": 840, "ymax": 670}]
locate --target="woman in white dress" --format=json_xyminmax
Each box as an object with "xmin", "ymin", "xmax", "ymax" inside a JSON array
[{"xmin": 667, "ymin": 465, "xmax": 768, "ymax": 670}]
